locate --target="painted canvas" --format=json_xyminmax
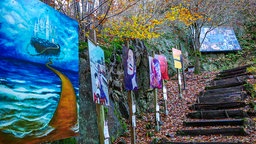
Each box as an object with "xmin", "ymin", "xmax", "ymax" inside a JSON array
[
  {"xmin": 155, "ymin": 54, "xmax": 169, "ymax": 80},
  {"xmin": 88, "ymin": 39, "xmax": 109, "ymax": 106},
  {"xmin": 149, "ymin": 56, "xmax": 162, "ymax": 89},
  {"xmin": 122, "ymin": 46, "xmax": 138, "ymax": 91},
  {"xmin": 0, "ymin": 0, "xmax": 79, "ymax": 143},
  {"xmin": 200, "ymin": 27, "xmax": 242, "ymax": 52},
  {"xmin": 172, "ymin": 48, "xmax": 182, "ymax": 69}
]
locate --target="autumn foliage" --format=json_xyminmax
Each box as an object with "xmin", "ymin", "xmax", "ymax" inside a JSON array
[
  {"xmin": 100, "ymin": 15, "xmax": 163, "ymax": 41},
  {"xmin": 100, "ymin": 2, "xmax": 204, "ymax": 42},
  {"xmin": 165, "ymin": 4, "xmax": 203, "ymax": 26}
]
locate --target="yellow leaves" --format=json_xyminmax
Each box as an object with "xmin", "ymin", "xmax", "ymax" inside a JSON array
[
  {"xmin": 165, "ymin": 11, "xmax": 176, "ymax": 21},
  {"xmin": 150, "ymin": 19, "xmax": 163, "ymax": 25},
  {"xmin": 247, "ymin": 66, "xmax": 256, "ymax": 74},
  {"xmin": 101, "ymin": 15, "xmax": 163, "ymax": 41},
  {"xmin": 99, "ymin": 1, "xmax": 204, "ymax": 41},
  {"xmin": 139, "ymin": 4, "xmax": 143, "ymax": 9},
  {"xmin": 247, "ymin": 66, "xmax": 256, "ymax": 92},
  {"xmin": 165, "ymin": 5, "xmax": 204, "ymax": 26}
]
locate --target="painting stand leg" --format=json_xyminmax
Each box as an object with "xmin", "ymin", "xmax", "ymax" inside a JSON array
[
  {"xmin": 96, "ymin": 104, "xmax": 105, "ymax": 144},
  {"xmin": 177, "ymin": 69, "xmax": 183, "ymax": 99},
  {"xmin": 163, "ymin": 81, "xmax": 168, "ymax": 115},
  {"xmin": 128, "ymin": 91, "xmax": 136, "ymax": 144},
  {"xmin": 182, "ymin": 58, "xmax": 186, "ymax": 90},
  {"xmin": 154, "ymin": 88, "xmax": 160, "ymax": 132}
]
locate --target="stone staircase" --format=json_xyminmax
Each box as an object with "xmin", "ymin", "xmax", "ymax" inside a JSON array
[{"xmin": 168, "ymin": 65, "xmax": 255, "ymax": 143}]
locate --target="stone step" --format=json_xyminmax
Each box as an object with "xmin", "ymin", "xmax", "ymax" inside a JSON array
[
  {"xmin": 189, "ymin": 102, "xmax": 247, "ymax": 110},
  {"xmin": 187, "ymin": 110, "xmax": 248, "ymax": 119},
  {"xmin": 197, "ymin": 93, "xmax": 246, "ymax": 104},
  {"xmin": 176, "ymin": 127, "xmax": 248, "ymax": 136},
  {"xmin": 206, "ymin": 76, "xmax": 247, "ymax": 90},
  {"xmin": 183, "ymin": 119, "xmax": 244, "ymax": 127},
  {"xmin": 200, "ymin": 85, "xmax": 243, "ymax": 96}
]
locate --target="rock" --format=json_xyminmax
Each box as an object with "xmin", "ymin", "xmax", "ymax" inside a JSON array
[{"xmin": 118, "ymin": 101, "xmax": 129, "ymax": 119}]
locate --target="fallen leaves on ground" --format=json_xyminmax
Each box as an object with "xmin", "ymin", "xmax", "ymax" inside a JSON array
[{"xmin": 114, "ymin": 71, "xmax": 255, "ymax": 143}]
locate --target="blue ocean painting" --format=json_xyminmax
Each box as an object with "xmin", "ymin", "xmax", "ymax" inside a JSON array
[{"xmin": 0, "ymin": 0, "xmax": 79, "ymax": 143}]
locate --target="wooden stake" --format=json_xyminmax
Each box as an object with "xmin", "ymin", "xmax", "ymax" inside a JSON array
[
  {"xmin": 177, "ymin": 69, "xmax": 182, "ymax": 99},
  {"xmin": 152, "ymin": 52, "xmax": 160, "ymax": 131},
  {"xmin": 128, "ymin": 91, "xmax": 136, "ymax": 144},
  {"xmin": 178, "ymin": 43, "xmax": 186, "ymax": 90},
  {"xmin": 181, "ymin": 56, "xmax": 186, "ymax": 90},
  {"xmin": 96, "ymin": 104, "xmax": 105, "ymax": 144},
  {"xmin": 163, "ymin": 81, "xmax": 168, "ymax": 115},
  {"xmin": 126, "ymin": 42, "xmax": 136, "ymax": 143},
  {"xmin": 154, "ymin": 88, "xmax": 160, "ymax": 132}
]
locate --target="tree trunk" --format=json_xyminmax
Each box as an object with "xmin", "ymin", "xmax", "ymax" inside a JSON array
[
  {"xmin": 192, "ymin": 22, "xmax": 201, "ymax": 74},
  {"xmin": 194, "ymin": 50, "xmax": 200, "ymax": 74}
]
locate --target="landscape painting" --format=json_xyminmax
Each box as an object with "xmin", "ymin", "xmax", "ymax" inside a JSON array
[
  {"xmin": 200, "ymin": 27, "xmax": 242, "ymax": 52},
  {"xmin": 0, "ymin": 0, "xmax": 79, "ymax": 143}
]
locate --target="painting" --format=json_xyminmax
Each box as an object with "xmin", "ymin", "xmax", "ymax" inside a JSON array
[
  {"xmin": 0, "ymin": 0, "xmax": 79, "ymax": 143},
  {"xmin": 88, "ymin": 39, "xmax": 109, "ymax": 106},
  {"xmin": 172, "ymin": 48, "xmax": 182, "ymax": 69},
  {"xmin": 200, "ymin": 27, "xmax": 242, "ymax": 52},
  {"xmin": 155, "ymin": 54, "xmax": 169, "ymax": 80},
  {"xmin": 122, "ymin": 46, "xmax": 138, "ymax": 91},
  {"xmin": 149, "ymin": 56, "xmax": 162, "ymax": 89}
]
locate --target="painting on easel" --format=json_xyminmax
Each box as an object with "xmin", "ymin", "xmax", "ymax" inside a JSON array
[
  {"xmin": 122, "ymin": 46, "xmax": 138, "ymax": 91},
  {"xmin": 149, "ymin": 56, "xmax": 162, "ymax": 89},
  {"xmin": 88, "ymin": 39, "xmax": 109, "ymax": 106},
  {"xmin": 0, "ymin": 0, "xmax": 79, "ymax": 143}
]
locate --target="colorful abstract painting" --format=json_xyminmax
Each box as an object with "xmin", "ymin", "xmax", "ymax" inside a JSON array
[
  {"xmin": 122, "ymin": 46, "xmax": 138, "ymax": 91},
  {"xmin": 88, "ymin": 39, "xmax": 109, "ymax": 106},
  {"xmin": 0, "ymin": 0, "xmax": 79, "ymax": 143},
  {"xmin": 149, "ymin": 56, "xmax": 162, "ymax": 89},
  {"xmin": 155, "ymin": 54, "xmax": 169, "ymax": 80},
  {"xmin": 200, "ymin": 27, "xmax": 242, "ymax": 52}
]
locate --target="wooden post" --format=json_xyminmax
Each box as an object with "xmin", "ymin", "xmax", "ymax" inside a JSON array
[
  {"xmin": 96, "ymin": 104, "xmax": 105, "ymax": 144},
  {"xmin": 163, "ymin": 81, "xmax": 168, "ymax": 115},
  {"xmin": 128, "ymin": 91, "xmax": 136, "ymax": 144},
  {"xmin": 126, "ymin": 41, "xmax": 136, "ymax": 144},
  {"xmin": 178, "ymin": 43, "xmax": 186, "ymax": 90},
  {"xmin": 152, "ymin": 52, "xmax": 160, "ymax": 132},
  {"xmin": 181, "ymin": 56, "xmax": 186, "ymax": 90},
  {"xmin": 157, "ymin": 52, "xmax": 168, "ymax": 116},
  {"xmin": 177, "ymin": 69, "xmax": 182, "ymax": 99},
  {"xmin": 91, "ymin": 30, "xmax": 106, "ymax": 144},
  {"xmin": 154, "ymin": 88, "xmax": 160, "ymax": 132}
]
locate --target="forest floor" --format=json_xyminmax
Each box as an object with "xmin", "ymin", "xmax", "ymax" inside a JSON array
[{"xmin": 114, "ymin": 71, "xmax": 256, "ymax": 144}]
